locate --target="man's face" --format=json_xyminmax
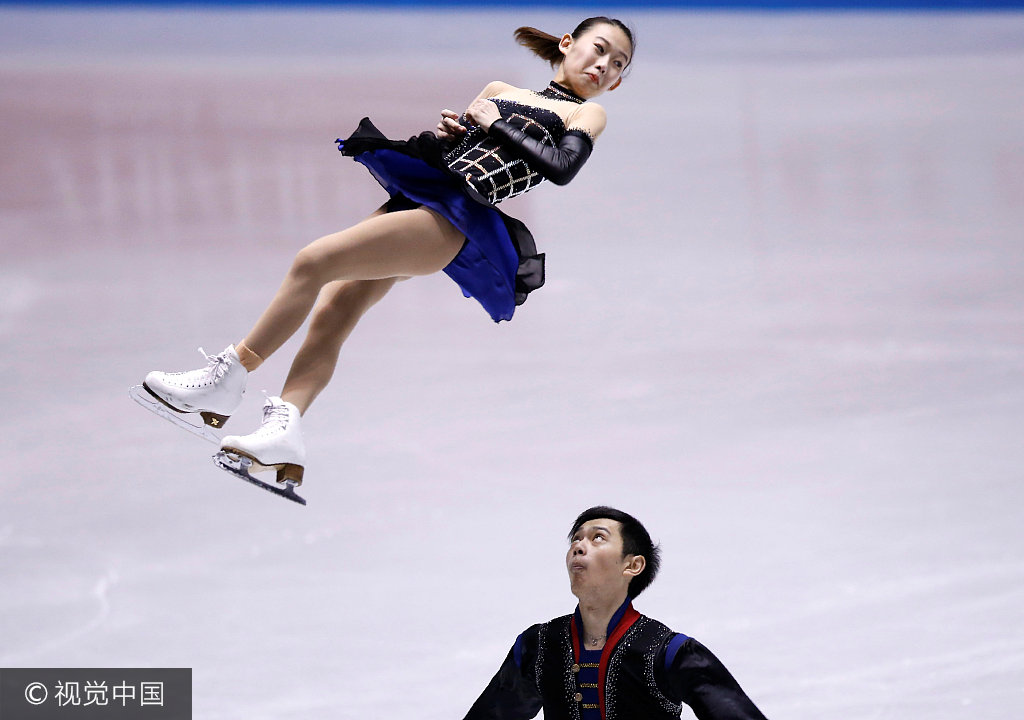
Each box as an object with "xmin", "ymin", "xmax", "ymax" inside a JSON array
[{"xmin": 566, "ymin": 518, "xmax": 633, "ymax": 597}]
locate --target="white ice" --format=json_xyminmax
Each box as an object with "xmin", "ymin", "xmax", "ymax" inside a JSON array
[{"xmin": 1, "ymin": 8, "xmax": 1022, "ymax": 719}]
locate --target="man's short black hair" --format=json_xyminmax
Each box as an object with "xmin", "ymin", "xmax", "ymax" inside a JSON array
[{"xmin": 569, "ymin": 506, "xmax": 662, "ymax": 598}]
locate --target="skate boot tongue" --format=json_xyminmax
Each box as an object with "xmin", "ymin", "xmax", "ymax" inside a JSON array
[
  {"xmin": 261, "ymin": 396, "xmax": 291, "ymax": 427},
  {"xmin": 199, "ymin": 347, "xmax": 235, "ymax": 384}
]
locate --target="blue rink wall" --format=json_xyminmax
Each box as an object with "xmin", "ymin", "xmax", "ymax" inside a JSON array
[{"xmin": 3, "ymin": 0, "xmax": 1024, "ymax": 8}]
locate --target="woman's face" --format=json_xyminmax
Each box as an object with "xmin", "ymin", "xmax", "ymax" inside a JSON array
[{"xmin": 558, "ymin": 23, "xmax": 632, "ymax": 99}]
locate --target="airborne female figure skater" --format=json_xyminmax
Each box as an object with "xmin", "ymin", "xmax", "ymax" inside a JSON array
[{"xmin": 135, "ymin": 17, "xmax": 634, "ymax": 498}]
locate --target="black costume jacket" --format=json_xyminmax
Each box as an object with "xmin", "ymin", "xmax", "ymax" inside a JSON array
[{"xmin": 464, "ymin": 602, "xmax": 768, "ymax": 720}]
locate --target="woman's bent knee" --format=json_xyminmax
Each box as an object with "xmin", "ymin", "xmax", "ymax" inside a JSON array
[{"xmin": 290, "ymin": 243, "xmax": 329, "ymax": 287}]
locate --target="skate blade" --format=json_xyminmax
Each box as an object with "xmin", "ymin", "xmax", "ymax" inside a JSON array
[
  {"xmin": 129, "ymin": 384, "xmax": 223, "ymax": 445},
  {"xmin": 212, "ymin": 450, "xmax": 307, "ymax": 506}
]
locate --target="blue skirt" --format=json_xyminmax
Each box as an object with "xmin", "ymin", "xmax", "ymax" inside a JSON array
[{"xmin": 337, "ymin": 118, "xmax": 545, "ymax": 323}]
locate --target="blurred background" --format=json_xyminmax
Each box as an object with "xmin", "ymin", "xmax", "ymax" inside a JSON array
[{"xmin": 1, "ymin": 2, "xmax": 1023, "ymax": 718}]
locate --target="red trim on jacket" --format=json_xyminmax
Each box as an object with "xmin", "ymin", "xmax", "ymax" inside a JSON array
[
  {"xmin": 598, "ymin": 605, "xmax": 640, "ymax": 718},
  {"xmin": 570, "ymin": 602, "xmax": 642, "ymax": 719}
]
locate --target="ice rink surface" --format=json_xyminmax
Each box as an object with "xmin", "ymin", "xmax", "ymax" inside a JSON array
[{"xmin": 1, "ymin": 7, "xmax": 1023, "ymax": 718}]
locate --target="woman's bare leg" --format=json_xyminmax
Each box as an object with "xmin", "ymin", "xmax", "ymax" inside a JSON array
[
  {"xmin": 238, "ymin": 207, "xmax": 463, "ymax": 366},
  {"xmin": 280, "ymin": 277, "xmax": 398, "ymax": 414}
]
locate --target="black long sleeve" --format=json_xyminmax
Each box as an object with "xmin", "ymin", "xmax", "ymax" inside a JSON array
[
  {"xmin": 486, "ymin": 120, "xmax": 593, "ymax": 186},
  {"xmin": 463, "ymin": 634, "xmax": 543, "ymax": 720},
  {"xmin": 661, "ymin": 638, "xmax": 769, "ymax": 720}
]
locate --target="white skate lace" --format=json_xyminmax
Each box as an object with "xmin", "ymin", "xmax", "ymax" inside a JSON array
[
  {"xmin": 257, "ymin": 397, "xmax": 291, "ymax": 435},
  {"xmin": 195, "ymin": 347, "xmax": 233, "ymax": 386}
]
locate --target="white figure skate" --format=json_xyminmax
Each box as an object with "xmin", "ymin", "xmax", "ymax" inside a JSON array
[
  {"xmin": 130, "ymin": 346, "xmax": 248, "ymax": 443},
  {"xmin": 213, "ymin": 396, "xmax": 307, "ymax": 505}
]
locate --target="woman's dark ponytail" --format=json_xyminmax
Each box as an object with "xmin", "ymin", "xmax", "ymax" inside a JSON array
[
  {"xmin": 514, "ymin": 26, "xmax": 563, "ymax": 67},
  {"xmin": 515, "ymin": 17, "xmax": 635, "ymax": 68}
]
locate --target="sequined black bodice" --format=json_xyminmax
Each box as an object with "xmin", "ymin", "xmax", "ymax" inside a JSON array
[{"xmin": 444, "ymin": 99, "xmax": 568, "ymax": 205}]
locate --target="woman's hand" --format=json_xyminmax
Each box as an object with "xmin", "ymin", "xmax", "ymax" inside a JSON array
[
  {"xmin": 464, "ymin": 99, "xmax": 502, "ymax": 131},
  {"xmin": 436, "ymin": 109, "xmax": 467, "ymax": 141}
]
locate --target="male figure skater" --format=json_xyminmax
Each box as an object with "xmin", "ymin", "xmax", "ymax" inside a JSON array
[{"xmin": 464, "ymin": 506, "xmax": 768, "ymax": 720}]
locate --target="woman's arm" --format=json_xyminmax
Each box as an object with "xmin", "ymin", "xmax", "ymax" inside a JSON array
[
  {"xmin": 485, "ymin": 122, "xmax": 593, "ymax": 185},
  {"xmin": 436, "ymin": 81, "xmax": 515, "ymax": 141},
  {"xmin": 468, "ymin": 101, "xmax": 606, "ymax": 185}
]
